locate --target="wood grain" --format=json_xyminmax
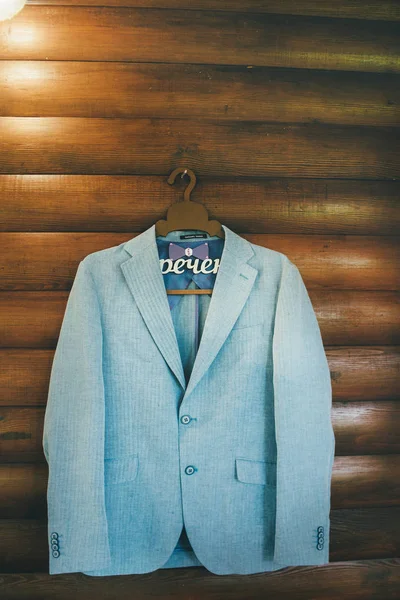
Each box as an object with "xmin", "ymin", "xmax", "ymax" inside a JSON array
[
  {"xmin": 333, "ymin": 401, "xmax": 400, "ymax": 455},
  {"xmin": 1, "ymin": 177, "xmax": 400, "ymax": 235},
  {"xmin": 0, "ymin": 559, "xmax": 399, "ymax": 600},
  {"xmin": 0, "ymin": 119, "xmax": 398, "ymax": 178},
  {"xmin": 331, "ymin": 455, "xmax": 400, "ymax": 507},
  {"xmin": 327, "ymin": 347, "xmax": 400, "ymax": 401},
  {"xmin": 330, "ymin": 508, "xmax": 400, "ymax": 560},
  {"xmin": 1, "ymin": 8, "xmax": 399, "ymax": 73},
  {"xmin": 1, "ymin": 233, "xmax": 399, "ymax": 291},
  {"xmin": 1, "ymin": 62, "xmax": 399, "ymax": 126},
  {"xmin": 24, "ymin": 1, "xmax": 400, "ymax": 22}
]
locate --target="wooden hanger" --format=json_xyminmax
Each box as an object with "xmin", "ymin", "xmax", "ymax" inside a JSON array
[{"xmin": 155, "ymin": 167, "xmax": 224, "ymax": 295}]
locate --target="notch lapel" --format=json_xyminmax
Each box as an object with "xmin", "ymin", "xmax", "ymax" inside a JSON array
[
  {"xmin": 120, "ymin": 225, "xmax": 187, "ymax": 390},
  {"xmin": 182, "ymin": 226, "xmax": 258, "ymax": 400},
  {"xmin": 120, "ymin": 224, "xmax": 258, "ymax": 400}
]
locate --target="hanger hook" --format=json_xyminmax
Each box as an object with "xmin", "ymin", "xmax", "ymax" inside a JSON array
[{"xmin": 167, "ymin": 167, "xmax": 197, "ymax": 202}]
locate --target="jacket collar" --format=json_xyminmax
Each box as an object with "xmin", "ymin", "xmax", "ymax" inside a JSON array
[{"xmin": 120, "ymin": 223, "xmax": 258, "ymax": 401}]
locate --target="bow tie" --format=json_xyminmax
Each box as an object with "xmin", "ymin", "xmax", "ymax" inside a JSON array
[{"xmin": 168, "ymin": 242, "xmax": 209, "ymax": 261}]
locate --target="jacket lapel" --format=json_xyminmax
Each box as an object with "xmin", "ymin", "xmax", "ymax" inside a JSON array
[
  {"xmin": 120, "ymin": 223, "xmax": 258, "ymax": 400},
  {"xmin": 182, "ymin": 226, "xmax": 258, "ymax": 400},
  {"xmin": 120, "ymin": 224, "xmax": 186, "ymax": 390}
]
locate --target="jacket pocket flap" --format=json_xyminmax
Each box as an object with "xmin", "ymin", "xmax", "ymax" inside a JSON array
[
  {"xmin": 235, "ymin": 458, "xmax": 276, "ymax": 485},
  {"xmin": 105, "ymin": 453, "xmax": 139, "ymax": 484}
]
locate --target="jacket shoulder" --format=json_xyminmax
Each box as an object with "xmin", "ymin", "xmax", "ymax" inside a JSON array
[
  {"xmin": 78, "ymin": 239, "xmax": 129, "ymax": 270},
  {"xmin": 75, "ymin": 240, "xmax": 132, "ymax": 296},
  {"xmin": 247, "ymin": 240, "xmax": 294, "ymax": 273}
]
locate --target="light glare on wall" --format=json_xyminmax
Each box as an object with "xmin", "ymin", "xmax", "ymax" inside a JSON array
[{"xmin": 0, "ymin": 0, "xmax": 27, "ymax": 21}]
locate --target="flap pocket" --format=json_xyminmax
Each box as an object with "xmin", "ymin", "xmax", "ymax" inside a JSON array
[
  {"xmin": 105, "ymin": 453, "xmax": 139, "ymax": 484},
  {"xmin": 235, "ymin": 457, "xmax": 276, "ymax": 486},
  {"xmin": 230, "ymin": 295, "xmax": 265, "ymax": 330},
  {"xmin": 232, "ymin": 322, "xmax": 264, "ymax": 332}
]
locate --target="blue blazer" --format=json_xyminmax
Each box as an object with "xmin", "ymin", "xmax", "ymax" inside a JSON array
[{"xmin": 42, "ymin": 223, "xmax": 335, "ymax": 576}]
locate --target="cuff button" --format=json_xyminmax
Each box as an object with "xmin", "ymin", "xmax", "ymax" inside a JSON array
[{"xmin": 52, "ymin": 550, "xmax": 60, "ymax": 558}]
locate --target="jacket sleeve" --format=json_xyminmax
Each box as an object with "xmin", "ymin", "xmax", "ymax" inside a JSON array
[
  {"xmin": 272, "ymin": 256, "xmax": 335, "ymax": 566},
  {"xmin": 42, "ymin": 258, "xmax": 112, "ymax": 574}
]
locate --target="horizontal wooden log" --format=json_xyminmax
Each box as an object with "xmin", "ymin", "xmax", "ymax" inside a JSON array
[
  {"xmin": 314, "ymin": 291, "xmax": 400, "ymax": 346},
  {"xmin": 1, "ymin": 8, "xmax": 399, "ymax": 73},
  {"xmin": 0, "ymin": 346, "xmax": 399, "ymax": 405},
  {"xmin": 1, "ymin": 290, "xmax": 398, "ymax": 348},
  {"xmin": 0, "ymin": 119, "xmax": 398, "ymax": 179},
  {"xmin": 1, "ymin": 456, "xmax": 399, "ymax": 517},
  {"xmin": 1, "ymin": 559, "xmax": 400, "ymax": 600},
  {"xmin": 0, "ymin": 350, "xmax": 54, "ymax": 406},
  {"xmin": 0, "ymin": 464, "xmax": 48, "ymax": 517},
  {"xmin": 331, "ymin": 455, "xmax": 400, "ymax": 508},
  {"xmin": 1, "ymin": 401, "xmax": 399, "ymax": 461},
  {"xmin": 330, "ymin": 508, "xmax": 400, "ymax": 560},
  {"xmin": 333, "ymin": 401, "xmax": 400, "ymax": 455},
  {"xmin": 1, "ymin": 62, "xmax": 399, "ymax": 126},
  {"xmin": 1, "ymin": 233, "xmax": 399, "ymax": 291},
  {"xmin": 0, "ymin": 509, "xmax": 399, "ymax": 572},
  {"xmin": 1, "ymin": 177, "xmax": 400, "ymax": 235},
  {"xmin": 24, "ymin": 1, "xmax": 400, "ymax": 22},
  {"xmin": 328, "ymin": 347, "xmax": 400, "ymax": 401}
]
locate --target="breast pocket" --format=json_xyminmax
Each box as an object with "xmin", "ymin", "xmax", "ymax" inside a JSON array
[
  {"xmin": 235, "ymin": 457, "xmax": 276, "ymax": 486},
  {"xmin": 231, "ymin": 312, "xmax": 264, "ymax": 331},
  {"xmin": 224, "ymin": 322, "xmax": 265, "ymax": 348},
  {"xmin": 104, "ymin": 453, "xmax": 139, "ymax": 485}
]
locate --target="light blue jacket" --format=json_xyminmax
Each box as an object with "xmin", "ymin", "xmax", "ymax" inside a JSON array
[{"xmin": 42, "ymin": 223, "xmax": 335, "ymax": 576}]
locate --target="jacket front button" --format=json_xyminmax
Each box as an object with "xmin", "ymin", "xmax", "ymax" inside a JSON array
[
  {"xmin": 180, "ymin": 415, "xmax": 191, "ymax": 424},
  {"xmin": 185, "ymin": 465, "xmax": 195, "ymax": 475}
]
